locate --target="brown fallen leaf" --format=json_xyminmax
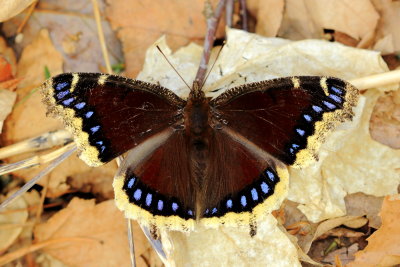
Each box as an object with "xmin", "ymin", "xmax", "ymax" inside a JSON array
[
  {"xmin": 323, "ymin": 243, "xmax": 359, "ymax": 266},
  {"xmin": 33, "ymin": 198, "xmax": 150, "ymax": 267},
  {"xmin": 345, "ymin": 192, "xmax": 384, "ymax": 229},
  {"xmin": 370, "ymin": 88, "xmax": 400, "ymax": 149},
  {"xmin": 0, "ymin": 191, "xmax": 28, "ymax": 252},
  {"xmin": 371, "ymin": 0, "xmax": 400, "ymax": 54},
  {"xmin": 105, "ymin": 0, "xmax": 223, "ymax": 77},
  {"xmin": 247, "ymin": 0, "xmax": 284, "ymax": 37},
  {"xmin": 278, "ymin": 0, "xmax": 379, "ymax": 45},
  {"xmin": 348, "ymin": 195, "xmax": 400, "ymax": 267}
]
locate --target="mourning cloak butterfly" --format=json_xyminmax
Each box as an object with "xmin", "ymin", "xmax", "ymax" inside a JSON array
[{"xmin": 41, "ymin": 73, "xmax": 358, "ymax": 235}]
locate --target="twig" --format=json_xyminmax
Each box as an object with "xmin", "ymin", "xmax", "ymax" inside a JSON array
[
  {"xmin": 91, "ymin": 0, "xmax": 112, "ymax": 74},
  {"xmin": 193, "ymin": 0, "xmax": 227, "ymax": 87},
  {"xmin": 239, "ymin": 0, "xmax": 248, "ymax": 31},
  {"xmin": 0, "ymin": 129, "xmax": 72, "ymax": 160},
  {"xmin": 225, "ymin": 0, "xmax": 234, "ymax": 27},
  {"xmin": 17, "ymin": 1, "xmax": 38, "ymax": 34},
  {"xmin": 0, "ymin": 144, "xmax": 76, "ymax": 211},
  {"xmin": 349, "ymin": 69, "xmax": 400, "ymax": 90}
]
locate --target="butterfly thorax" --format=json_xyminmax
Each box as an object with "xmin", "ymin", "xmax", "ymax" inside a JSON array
[{"xmin": 184, "ymin": 87, "xmax": 212, "ymax": 197}]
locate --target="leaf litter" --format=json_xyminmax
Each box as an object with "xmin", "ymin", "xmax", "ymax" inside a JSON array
[{"xmin": 0, "ymin": 0, "xmax": 399, "ymax": 266}]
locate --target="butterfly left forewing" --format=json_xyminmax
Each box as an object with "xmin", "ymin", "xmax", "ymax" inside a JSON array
[{"xmin": 41, "ymin": 73, "xmax": 186, "ymax": 166}]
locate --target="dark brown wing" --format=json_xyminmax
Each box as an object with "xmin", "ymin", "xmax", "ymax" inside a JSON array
[
  {"xmin": 113, "ymin": 128, "xmax": 196, "ymax": 232},
  {"xmin": 41, "ymin": 73, "xmax": 185, "ymax": 166},
  {"xmin": 210, "ymin": 76, "xmax": 359, "ymax": 168}
]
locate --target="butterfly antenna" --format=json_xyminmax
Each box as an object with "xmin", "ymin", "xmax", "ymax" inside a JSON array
[
  {"xmin": 200, "ymin": 41, "xmax": 225, "ymax": 90},
  {"xmin": 156, "ymin": 45, "xmax": 191, "ymax": 90}
]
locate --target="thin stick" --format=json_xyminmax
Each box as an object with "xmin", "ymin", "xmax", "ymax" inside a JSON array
[
  {"xmin": 225, "ymin": 0, "xmax": 234, "ymax": 27},
  {"xmin": 0, "ymin": 142, "xmax": 75, "ymax": 176},
  {"xmin": 127, "ymin": 219, "xmax": 136, "ymax": 267},
  {"xmin": 239, "ymin": 0, "xmax": 248, "ymax": 31},
  {"xmin": 0, "ymin": 129, "xmax": 72, "ymax": 160},
  {"xmin": 91, "ymin": 0, "xmax": 112, "ymax": 74},
  {"xmin": 194, "ymin": 0, "xmax": 227, "ymax": 87},
  {"xmin": 0, "ymin": 144, "xmax": 76, "ymax": 211},
  {"xmin": 349, "ymin": 69, "xmax": 400, "ymax": 90},
  {"xmin": 16, "ymin": 1, "xmax": 38, "ymax": 34}
]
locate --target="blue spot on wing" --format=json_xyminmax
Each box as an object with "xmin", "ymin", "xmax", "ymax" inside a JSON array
[
  {"xmin": 85, "ymin": 111, "xmax": 94, "ymax": 118},
  {"xmin": 251, "ymin": 188, "xmax": 258, "ymax": 201},
  {"xmin": 328, "ymin": 94, "xmax": 342, "ymax": 103},
  {"xmin": 127, "ymin": 178, "xmax": 136, "ymax": 188},
  {"xmin": 90, "ymin": 126, "xmax": 100, "ymax": 133},
  {"xmin": 296, "ymin": 128, "xmax": 305, "ymax": 136},
  {"xmin": 303, "ymin": 114, "xmax": 312, "ymax": 122},
  {"xmin": 226, "ymin": 199, "xmax": 232, "ymax": 208},
  {"xmin": 133, "ymin": 189, "xmax": 142, "ymax": 201},
  {"xmin": 157, "ymin": 200, "xmax": 164, "ymax": 211},
  {"xmin": 56, "ymin": 82, "xmax": 69, "ymax": 91},
  {"xmin": 56, "ymin": 90, "xmax": 69, "ymax": 99},
  {"xmin": 145, "ymin": 193, "xmax": 152, "ymax": 206},
  {"xmin": 75, "ymin": 102, "xmax": 86, "ymax": 109},
  {"xmin": 261, "ymin": 182, "xmax": 269, "ymax": 194},
  {"xmin": 312, "ymin": 105, "xmax": 323, "ymax": 113},
  {"xmin": 331, "ymin": 86, "xmax": 343, "ymax": 95},
  {"xmin": 62, "ymin": 97, "xmax": 74, "ymax": 106},
  {"xmin": 172, "ymin": 202, "xmax": 179, "ymax": 212},
  {"xmin": 323, "ymin": 101, "xmax": 336, "ymax": 110},
  {"xmin": 241, "ymin": 195, "xmax": 247, "ymax": 207}
]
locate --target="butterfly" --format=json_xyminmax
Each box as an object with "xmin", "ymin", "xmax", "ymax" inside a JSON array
[{"xmin": 41, "ymin": 73, "xmax": 359, "ymax": 236}]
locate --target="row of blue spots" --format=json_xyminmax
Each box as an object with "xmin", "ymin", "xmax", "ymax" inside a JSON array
[
  {"xmin": 219, "ymin": 173, "xmax": 274, "ymax": 212},
  {"xmin": 127, "ymin": 176, "xmax": 188, "ymax": 215}
]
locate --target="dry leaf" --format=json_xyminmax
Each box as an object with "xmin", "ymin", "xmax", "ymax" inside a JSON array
[
  {"xmin": 278, "ymin": 0, "xmax": 379, "ymax": 44},
  {"xmin": 371, "ymin": 0, "xmax": 400, "ymax": 54},
  {"xmin": 370, "ymin": 89, "xmax": 400, "ymax": 149},
  {"xmin": 247, "ymin": 0, "xmax": 284, "ymax": 37},
  {"xmin": 0, "ymin": 190, "xmax": 28, "ymax": 252},
  {"xmin": 348, "ymin": 195, "xmax": 400, "ymax": 267},
  {"xmin": 323, "ymin": 243, "xmax": 359, "ymax": 266},
  {"xmin": 105, "ymin": 0, "xmax": 223, "ymax": 77},
  {"xmin": 34, "ymin": 198, "xmax": 151, "ymax": 267},
  {"xmin": 0, "ymin": 89, "xmax": 16, "ymax": 134},
  {"xmin": 0, "ymin": 0, "xmax": 35, "ymax": 22},
  {"xmin": 2, "ymin": 0, "xmax": 123, "ymax": 73},
  {"xmin": 345, "ymin": 192, "xmax": 384, "ymax": 229}
]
